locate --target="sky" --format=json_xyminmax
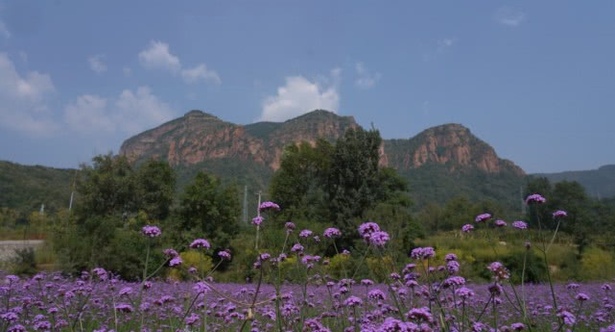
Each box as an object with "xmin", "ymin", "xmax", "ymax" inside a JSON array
[{"xmin": 1, "ymin": 1, "xmax": 614, "ymax": 174}]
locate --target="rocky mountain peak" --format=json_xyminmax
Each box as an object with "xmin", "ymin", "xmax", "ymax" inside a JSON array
[
  {"xmin": 119, "ymin": 109, "xmax": 359, "ymax": 170},
  {"xmin": 384, "ymin": 123, "xmax": 525, "ymax": 176}
]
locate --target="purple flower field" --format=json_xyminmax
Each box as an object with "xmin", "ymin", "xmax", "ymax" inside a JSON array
[
  {"xmin": 3, "ymin": 197, "xmax": 614, "ymax": 331},
  {"xmin": 1, "ymin": 270, "xmax": 614, "ymax": 331}
]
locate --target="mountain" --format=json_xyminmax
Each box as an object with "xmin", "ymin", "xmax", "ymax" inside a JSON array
[
  {"xmin": 535, "ymin": 165, "xmax": 615, "ymax": 199},
  {"xmin": 119, "ymin": 109, "xmax": 526, "ymax": 210},
  {"xmin": 383, "ymin": 124, "xmax": 525, "ymax": 208}
]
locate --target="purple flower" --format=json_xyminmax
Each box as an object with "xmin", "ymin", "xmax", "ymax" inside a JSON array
[
  {"xmin": 163, "ymin": 248, "xmax": 178, "ymax": 257},
  {"xmin": 575, "ymin": 292, "xmax": 590, "ymax": 301},
  {"xmin": 190, "ymin": 238, "xmax": 210, "ymax": 249},
  {"xmin": 361, "ymin": 279, "xmax": 374, "ymax": 286},
  {"xmin": 5, "ymin": 275, "xmax": 19, "ymax": 283},
  {"xmin": 285, "ymin": 221, "xmax": 296, "ymax": 231},
  {"xmin": 567, "ymin": 282, "xmax": 580, "ymax": 290},
  {"xmin": 141, "ymin": 225, "xmax": 161, "ymax": 237},
  {"xmin": 91, "ymin": 267, "xmax": 108, "ymax": 280},
  {"xmin": 461, "ymin": 223, "xmax": 474, "ymax": 233},
  {"xmin": 169, "ymin": 256, "xmax": 182, "ymax": 267},
  {"xmin": 475, "ymin": 213, "xmax": 492, "ymax": 222},
  {"xmin": 553, "ymin": 210, "xmax": 568, "ymax": 218},
  {"xmin": 512, "ymin": 220, "xmax": 528, "ymax": 230},
  {"xmin": 119, "ymin": 287, "xmax": 133, "ymax": 296},
  {"xmin": 299, "ymin": 229, "xmax": 313, "ymax": 238},
  {"xmin": 406, "ymin": 306, "xmax": 433, "ymax": 323},
  {"xmin": 410, "ymin": 247, "xmax": 435, "ymax": 260},
  {"xmin": 291, "ymin": 243, "xmax": 304, "ymax": 253},
  {"xmin": 558, "ymin": 310, "xmax": 576, "ymax": 326},
  {"xmin": 379, "ymin": 318, "xmax": 419, "ymax": 332},
  {"xmin": 446, "ymin": 260, "xmax": 461, "ymax": 274},
  {"xmin": 525, "ymin": 193, "xmax": 546, "ymax": 204},
  {"xmin": 368, "ymin": 289, "xmax": 386, "ymax": 300},
  {"xmin": 114, "ymin": 303, "xmax": 134, "ymax": 313},
  {"xmin": 1, "ymin": 312, "xmax": 18, "ymax": 322},
  {"xmin": 301, "ymin": 255, "xmax": 321, "ymax": 265},
  {"xmin": 218, "ymin": 250, "xmax": 232, "ymax": 260},
  {"xmin": 443, "ymin": 276, "xmax": 466, "ymax": 288},
  {"xmin": 259, "ymin": 201, "xmax": 280, "ymax": 211},
  {"xmin": 193, "ymin": 282, "xmax": 210, "ymax": 294},
  {"xmin": 511, "ymin": 322, "xmax": 526, "ymax": 330},
  {"xmin": 368, "ymin": 230, "xmax": 390, "ymax": 247},
  {"xmin": 455, "ymin": 287, "xmax": 475, "ymax": 299},
  {"xmin": 488, "ymin": 261, "xmax": 510, "ymax": 280},
  {"xmin": 185, "ymin": 313, "xmax": 200, "ymax": 326},
  {"xmin": 323, "ymin": 227, "xmax": 342, "ymax": 239},
  {"xmin": 7, "ymin": 325, "xmax": 26, "ymax": 332},
  {"xmin": 343, "ymin": 296, "xmax": 363, "ymax": 307},
  {"xmin": 252, "ymin": 216, "xmax": 264, "ymax": 226},
  {"xmin": 494, "ymin": 219, "xmax": 507, "ymax": 227},
  {"xmin": 445, "ymin": 253, "xmax": 458, "ymax": 261},
  {"xmin": 33, "ymin": 321, "xmax": 52, "ymax": 331},
  {"xmin": 358, "ymin": 221, "xmax": 381, "ymax": 238}
]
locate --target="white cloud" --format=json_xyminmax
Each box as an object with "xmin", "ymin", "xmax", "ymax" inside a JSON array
[
  {"xmin": 138, "ymin": 41, "xmax": 181, "ymax": 73},
  {"xmin": 181, "ymin": 64, "xmax": 221, "ymax": 84},
  {"xmin": 138, "ymin": 40, "xmax": 220, "ymax": 85},
  {"xmin": 494, "ymin": 7, "xmax": 526, "ymax": 27},
  {"xmin": 260, "ymin": 73, "xmax": 340, "ymax": 122},
  {"xmin": 0, "ymin": 53, "xmax": 58, "ymax": 135},
  {"xmin": 64, "ymin": 86, "xmax": 174, "ymax": 135},
  {"xmin": 0, "ymin": 20, "xmax": 9, "ymax": 39},
  {"xmin": 64, "ymin": 94, "xmax": 113, "ymax": 132},
  {"xmin": 88, "ymin": 54, "xmax": 107, "ymax": 74},
  {"xmin": 115, "ymin": 87, "xmax": 174, "ymax": 133},
  {"xmin": 354, "ymin": 62, "xmax": 381, "ymax": 89}
]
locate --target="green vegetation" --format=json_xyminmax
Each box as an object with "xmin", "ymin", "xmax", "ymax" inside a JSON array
[{"xmin": 1, "ymin": 131, "xmax": 615, "ymax": 282}]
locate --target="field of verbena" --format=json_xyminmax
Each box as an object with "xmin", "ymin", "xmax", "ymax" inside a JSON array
[{"xmin": 1, "ymin": 271, "xmax": 614, "ymax": 332}]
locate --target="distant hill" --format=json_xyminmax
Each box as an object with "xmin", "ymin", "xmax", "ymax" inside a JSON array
[
  {"xmin": 0, "ymin": 161, "xmax": 75, "ymax": 213},
  {"xmin": 535, "ymin": 165, "xmax": 615, "ymax": 199}
]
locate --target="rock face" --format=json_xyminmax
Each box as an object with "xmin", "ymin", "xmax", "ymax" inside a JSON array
[
  {"xmin": 383, "ymin": 124, "xmax": 525, "ymax": 176},
  {"xmin": 119, "ymin": 110, "xmax": 525, "ymax": 177},
  {"xmin": 119, "ymin": 109, "xmax": 359, "ymax": 171}
]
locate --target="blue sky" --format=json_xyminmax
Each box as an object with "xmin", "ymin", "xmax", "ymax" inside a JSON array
[{"xmin": 1, "ymin": 1, "xmax": 614, "ymax": 173}]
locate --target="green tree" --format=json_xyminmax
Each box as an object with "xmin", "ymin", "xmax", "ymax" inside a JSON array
[
  {"xmin": 74, "ymin": 154, "xmax": 137, "ymax": 219},
  {"xmin": 52, "ymin": 154, "xmax": 176, "ymax": 279},
  {"xmin": 177, "ymin": 172, "xmax": 240, "ymax": 249},
  {"xmin": 135, "ymin": 159, "xmax": 176, "ymax": 221},
  {"xmin": 269, "ymin": 140, "xmax": 333, "ymax": 221},
  {"xmin": 327, "ymin": 127, "xmax": 382, "ymax": 236}
]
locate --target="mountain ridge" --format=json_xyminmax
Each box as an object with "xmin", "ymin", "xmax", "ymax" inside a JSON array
[
  {"xmin": 1, "ymin": 110, "xmax": 615, "ymax": 214},
  {"xmin": 117, "ymin": 109, "xmax": 528, "ymax": 210}
]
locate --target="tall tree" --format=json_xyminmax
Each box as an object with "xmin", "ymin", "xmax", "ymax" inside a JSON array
[
  {"xmin": 177, "ymin": 172, "xmax": 240, "ymax": 248},
  {"xmin": 135, "ymin": 159, "xmax": 176, "ymax": 221},
  {"xmin": 327, "ymin": 128, "xmax": 381, "ymax": 226},
  {"xmin": 269, "ymin": 139, "xmax": 333, "ymax": 221}
]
